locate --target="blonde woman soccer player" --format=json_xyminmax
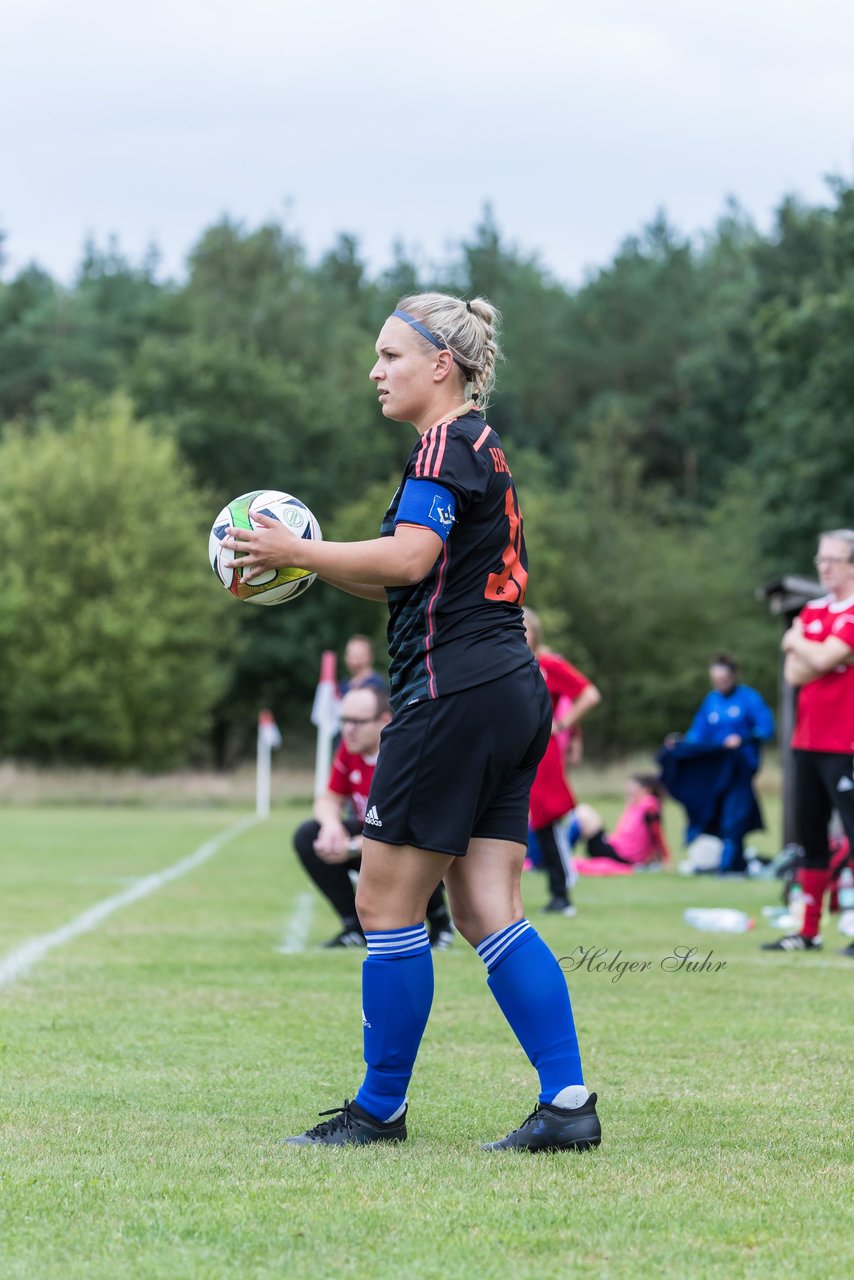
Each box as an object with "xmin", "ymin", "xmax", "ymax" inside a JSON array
[{"xmin": 224, "ymin": 294, "xmax": 601, "ymax": 1151}]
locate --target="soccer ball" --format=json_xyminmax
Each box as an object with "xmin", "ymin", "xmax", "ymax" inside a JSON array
[{"xmin": 209, "ymin": 490, "xmax": 322, "ymax": 605}]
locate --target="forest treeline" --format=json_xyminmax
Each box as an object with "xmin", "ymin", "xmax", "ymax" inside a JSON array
[{"xmin": 1, "ymin": 183, "xmax": 853, "ymax": 766}]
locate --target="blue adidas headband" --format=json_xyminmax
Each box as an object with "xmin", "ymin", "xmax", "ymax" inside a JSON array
[{"xmin": 391, "ymin": 309, "xmax": 468, "ymax": 372}]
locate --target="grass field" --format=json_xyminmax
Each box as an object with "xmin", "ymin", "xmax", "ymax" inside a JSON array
[{"xmin": 1, "ymin": 800, "xmax": 851, "ymax": 1279}]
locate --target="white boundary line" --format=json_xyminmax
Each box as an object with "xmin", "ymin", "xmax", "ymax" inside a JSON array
[
  {"xmin": 0, "ymin": 812, "xmax": 260, "ymax": 989},
  {"xmin": 275, "ymin": 892, "xmax": 316, "ymax": 954}
]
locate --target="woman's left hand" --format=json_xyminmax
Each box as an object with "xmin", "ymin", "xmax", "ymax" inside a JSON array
[{"xmin": 222, "ymin": 510, "xmax": 306, "ymax": 582}]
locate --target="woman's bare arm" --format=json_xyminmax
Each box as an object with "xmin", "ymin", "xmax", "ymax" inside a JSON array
[{"xmin": 224, "ymin": 514, "xmax": 442, "ymax": 589}]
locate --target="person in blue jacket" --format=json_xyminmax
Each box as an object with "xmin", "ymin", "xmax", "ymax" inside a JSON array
[
  {"xmin": 685, "ymin": 654, "xmax": 775, "ymax": 771},
  {"xmin": 673, "ymin": 653, "xmax": 775, "ymax": 872}
]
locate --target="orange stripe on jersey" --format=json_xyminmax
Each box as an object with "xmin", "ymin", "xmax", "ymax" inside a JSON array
[
  {"xmin": 417, "ymin": 424, "xmax": 440, "ymax": 477},
  {"xmin": 415, "ymin": 416, "xmax": 460, "ymax": 478},
  {"xmin": 472, "ymin": 425, "xmax": 491, "ymax": 453},
  {"xmin": 423, "ymin": 427, "xmax": 439, "ymax": 476},
  {"xmin": 424, "ymin": 539, "xmax": 450, "ymax": 699},
  {"xmin": 427, "ymin": 423, "xmax": 448, "ymax": 476},
  {"xmin": 414, "ymin": 431, "xmax": 432, "ymax": 478}
]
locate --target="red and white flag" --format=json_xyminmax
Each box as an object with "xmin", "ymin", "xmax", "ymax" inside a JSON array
[
  {"xmin": 310, "ymin": 650, "xmax": 340, "ymax": 734},
  {"xmin": 311, "ymin": 650, "xmax": 339, "ymax": 799},
  {"xmin": 258, "ymin": 709, "xmax": 282, "ymax": 750}
]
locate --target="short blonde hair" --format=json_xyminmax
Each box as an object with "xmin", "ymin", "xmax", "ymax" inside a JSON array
[
  {"xmin": 397, "ymin": 292, "xmax": 502, "ymax": 408},
  {"xmin": 819, "ymin": 529, "xmax": 854, "ymax": 562}
]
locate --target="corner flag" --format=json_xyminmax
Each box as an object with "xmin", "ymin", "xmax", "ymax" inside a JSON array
[
  {"xmin": 311, "ymin": 650, "xmax": 339, "ymax": 798},
  {"xmin": 256, "ymin": 708, "xmax": 282, "ymax": 818}
]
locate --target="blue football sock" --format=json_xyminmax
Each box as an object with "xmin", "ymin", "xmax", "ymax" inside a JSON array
[
  {"xmin": 477, "ymin": 919, "xmax": 584, "ymax": 1104},
  {"xmin": 354, "ymin": 925, "xmax": 433, "ymax": 1123}
]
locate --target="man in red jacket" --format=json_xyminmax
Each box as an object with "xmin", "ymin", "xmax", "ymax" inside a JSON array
[{"xmin": 763, "ymin": 529, "xmax": 854, "ymax": 954}]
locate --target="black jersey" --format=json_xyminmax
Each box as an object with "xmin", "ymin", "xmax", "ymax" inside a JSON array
[{"xmin": 381, "ymin": 410, "xmax": 531, "ymax": 712}]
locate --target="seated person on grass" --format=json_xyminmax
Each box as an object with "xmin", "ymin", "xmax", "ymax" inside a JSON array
[
  {"xmin": 572, "ymin": 775, "xmax": 671, "ymax": 872},
  {"xmin": 292, "ymin": 685, "xmax": 453, "ymax": 948}
]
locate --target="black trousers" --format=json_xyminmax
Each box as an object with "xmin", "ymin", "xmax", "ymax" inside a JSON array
[
  {"xmin": 293, "ymin": 819, "xmax": 450, "ymax": 926},
  {"xmin": 534, "ymin": 822, "xmax": 571, "ymax": 899},
  {"xmin": 587, "ymin": 831, "xmax": 632, "ymax": 865},
  {"xmin": 794, "ymin": 750, "xmax": 854, "ymax": 869}
]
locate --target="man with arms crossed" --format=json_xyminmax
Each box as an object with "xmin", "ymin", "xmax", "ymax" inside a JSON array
[{"xmin": 763, "ymin": 529, "xmax": 854, "ymax": 954}]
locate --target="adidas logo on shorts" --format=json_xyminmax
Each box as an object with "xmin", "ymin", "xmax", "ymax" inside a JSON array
[{"xmin": 364, "ymin": 805, "xmax": 383, "ymax": 827}]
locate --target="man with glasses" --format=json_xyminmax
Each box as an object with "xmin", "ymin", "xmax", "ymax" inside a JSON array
[
  {"xmin": 762, "ymin": 529, "xmax": 854, "ymax": 954},
  {"xmin": 292, "ymin": 685, "xmax": 453, "ymax": 948}
]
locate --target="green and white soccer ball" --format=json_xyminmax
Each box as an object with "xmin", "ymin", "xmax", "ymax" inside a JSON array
[{"xmin": 209, "ymin": 489, "xmax": 322, "ymax": 605}]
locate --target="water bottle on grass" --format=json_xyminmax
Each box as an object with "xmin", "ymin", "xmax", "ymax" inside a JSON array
[
  {"xmin": 683, "ymin": 908, "xmax": 755, "ymax": 933},
  {"xmin": 787, "ymin": 885, "xmax": 805, "ymax": 932},
  {"xmin": 761, "ymin": 905, "xmax": 798, "ymax": 930},
  {"xmin": 838, "ymin": 868, "xmax": 854, "ymax": 911}
]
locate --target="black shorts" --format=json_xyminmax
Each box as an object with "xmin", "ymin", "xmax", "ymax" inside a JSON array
[{"xmin": 363, "ymin": 660, "xmax": 551, "ymax": 857}]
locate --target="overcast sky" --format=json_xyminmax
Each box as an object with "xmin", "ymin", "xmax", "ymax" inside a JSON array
[{"xmin": 3, "ymin": 0, "xmax": 853, "ymax": 287}]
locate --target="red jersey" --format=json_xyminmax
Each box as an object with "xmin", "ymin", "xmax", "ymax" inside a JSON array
[
  {"xmin": 530, "ymin": 652, "xmax": 590, "ymax": 829},
  {"xmin": 792, "ymin": 593, "xmax": 854, "ymax": 753},
  {"xmin": 327, "ymin": 743, "xmax": 377, "ymax": 823}
]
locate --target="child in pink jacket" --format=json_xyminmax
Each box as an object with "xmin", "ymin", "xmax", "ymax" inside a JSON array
[{"xmin": 573, "ymin": 775, "xmax": 671, "ymax": 870}]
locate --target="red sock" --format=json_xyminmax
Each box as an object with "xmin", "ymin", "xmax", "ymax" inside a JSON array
[{"xmin": 799, "ymin": 867, "xmax": 831, "ymax": 939}]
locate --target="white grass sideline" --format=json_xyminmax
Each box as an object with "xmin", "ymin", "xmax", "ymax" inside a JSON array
[
  {"xmin": 275, "ymin": 892, "xmax": 316, "ymax": 954},
  {"xmin": 0, "ymin": 813, "xmax": 260, "ymax": 989}
]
